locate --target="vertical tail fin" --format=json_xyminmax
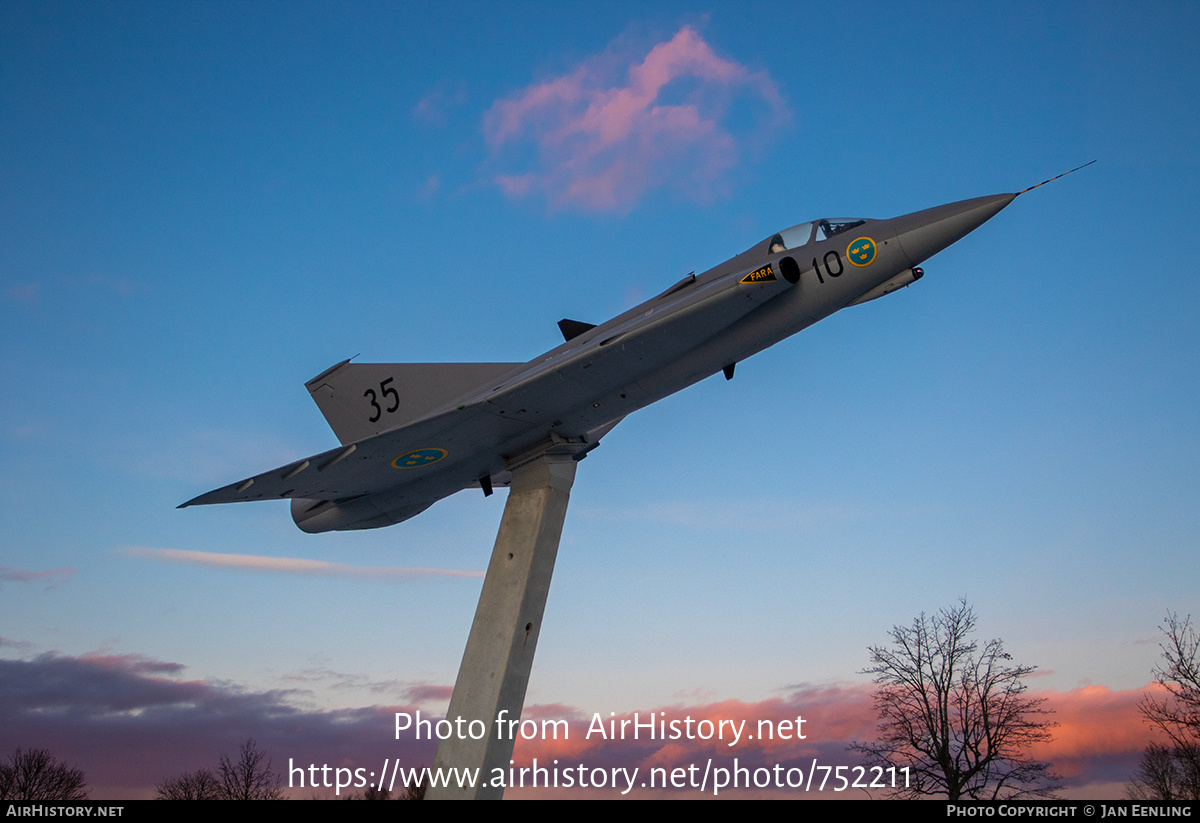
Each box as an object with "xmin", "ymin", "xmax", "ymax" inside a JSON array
[{"xmin": 304, "ymin": 360, "xmax": 523, "ymax": 445}]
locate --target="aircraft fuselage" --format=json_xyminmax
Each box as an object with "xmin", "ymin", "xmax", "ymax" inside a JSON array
[{"xmin": 182, "ymin": 193, "xmax": 1016, "ymax": 532}]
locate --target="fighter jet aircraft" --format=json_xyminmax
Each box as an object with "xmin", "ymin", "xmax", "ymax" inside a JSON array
[{"xmin": 182, "ymin": 174, "xmax": 1085, "ymax": 533}]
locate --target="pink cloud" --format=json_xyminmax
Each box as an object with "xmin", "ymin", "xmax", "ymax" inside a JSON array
[
  {"xmin": 502, "ymin": 682, "xmax": 1157, "ymax": 798},
  {"xmin": 0, "ymin": 565, "xmax": 74, "ymax": 587},
  {"xmin": 417, "ymin": 172, "xmax": 441, "ymax": 200},
  {"xmin": 1, "ymin": 645, "xmax": 1159, "ymax": 799},
  {"xmin": 123, "ymin": 546, "xmax": 483, "ymax": 580},
  {"xmin": 6, "ymin": 281, "xmax": 39, "ymax": 304},
  {"xmin": 0, "ymin": 651, "xmax": 437, "ymax": 798},
  {"xmin": 85, "ymin": 274, "xmax": 146, "ymax": 297},
  {"xmin": 404, "ymin": 683, "xmax": 455, "ymax": 703},
  {"xmin": 1035, "ymin": 684, "xmax": 1158, "ymax": 781},
  {"xmin": 484, "ymin": 26, "xmax": 788, "ymax": 212},
  {"xmin": 413, "ymin": 80, "xmax": 468, "ymax": 126},
  {"xmin": 77, "ymin": 651, "xmax": 186, "ymax": 676}
]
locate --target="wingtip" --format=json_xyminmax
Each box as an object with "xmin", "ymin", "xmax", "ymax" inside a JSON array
[{"xmin": 178, "ymin": 492, "xmax": 208, "ymax": 508}]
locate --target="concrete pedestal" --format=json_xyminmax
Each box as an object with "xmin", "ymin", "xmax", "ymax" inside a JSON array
[{"xmin": 427, "ymin": 450, "xmax": 578, "ymax": 800}]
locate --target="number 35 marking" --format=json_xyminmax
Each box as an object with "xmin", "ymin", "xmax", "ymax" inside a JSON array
[{"xmin": 364, "ymin": 377, "xmax": 400, "ymax": 422}]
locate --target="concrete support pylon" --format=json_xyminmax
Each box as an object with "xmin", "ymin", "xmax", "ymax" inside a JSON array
[{"xmin": 427, "ymin": 444, "xmax": 579, "ymax": 800}]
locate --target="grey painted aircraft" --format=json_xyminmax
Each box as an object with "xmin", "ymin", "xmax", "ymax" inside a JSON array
[{"xmin": 182, "ymin": 170, "xmax": 1089, "ymax": 532}]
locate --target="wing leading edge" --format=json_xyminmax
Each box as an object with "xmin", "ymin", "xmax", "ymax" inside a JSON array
[{"xmin": 181, "ymin": 360, "xmax": 525, "ymax": 509}]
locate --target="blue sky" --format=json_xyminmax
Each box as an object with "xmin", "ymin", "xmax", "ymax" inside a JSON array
[{"xmin": 2, "ymin": 1, "xmax": 1198, "ymax": 798}]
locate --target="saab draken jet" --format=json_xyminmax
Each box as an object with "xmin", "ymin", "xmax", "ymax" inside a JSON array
[{"xmin": 182, "ymin": 170, "xmax": 1089, "ymax": 532}]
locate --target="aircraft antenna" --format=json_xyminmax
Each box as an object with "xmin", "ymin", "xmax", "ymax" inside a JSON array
[{"xmin": 1017, "ymin": 160, "xmax": 1096, "ymax": 195}]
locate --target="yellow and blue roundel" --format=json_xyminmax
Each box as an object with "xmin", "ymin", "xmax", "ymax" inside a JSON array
[
  {"xmin": 391, "ymin": 448, "xmax": 448, "ymax": 469},
  {"xmin": 847, "ymin": 237, "xmax": 877, "ymax": 267}
]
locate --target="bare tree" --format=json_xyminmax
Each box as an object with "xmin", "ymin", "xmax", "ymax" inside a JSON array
[
  {"xmin": 157, "ymin": 739, "xmax": 283, "ymax": 800},
  {"xmin": 217, "ymin": 739, "xmax": 284, "ymax": 800},
  {"xmin": 155, "ymin": 768, "xmax": 222, "ymax": 800},
  {"xmin": 1128, "ymin": 613, "xmax": 1200, "ymax": 800},
  {"xmin": 0, "ymin": 748, "xmax": 89, "ymax": 801},
  {"xmin": 850, "ymin": 599, "xmax": 1060, "ymax": 800},
  {"xmin": 1127, "ymin": 742, "xmax": 1200, "ymax": 801},
  {"xmin": 343, "ymin": 773, "xmax": 425, "ymax": 801},
  {"xmin": 402, "ymin": 774, "xmax": 426, "ymax": 800}
]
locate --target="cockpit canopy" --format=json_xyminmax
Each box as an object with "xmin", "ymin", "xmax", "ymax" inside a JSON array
[{"xmin": 768, "ymin": 219, "xmax": 867, "ymax": 253}]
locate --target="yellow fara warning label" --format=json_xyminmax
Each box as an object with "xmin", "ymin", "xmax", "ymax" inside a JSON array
[{"xmin": 741, "ymin": 264, "xmax": 777, "ymax": 283}]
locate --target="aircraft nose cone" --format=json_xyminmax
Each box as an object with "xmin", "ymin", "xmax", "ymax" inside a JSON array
[{"xmin": 892, "ymin": 193, "xmax": 1016, "ymax": 268}]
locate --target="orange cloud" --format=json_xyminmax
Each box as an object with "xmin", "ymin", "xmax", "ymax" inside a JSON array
[
  {"xmin": 507, "ymin": 684, "xmax": 877, "ymax": 797},
  {"xmin": 503, "ymin": 682, "xmax": 1157, "ymax": 797},
  {"xmin": 1034, "ymin": 684, "xmax": 1158, "ymax": 780},
  {"xmin": 484, "ymin": 26, "xmax": 788, "ymax": 212}
]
